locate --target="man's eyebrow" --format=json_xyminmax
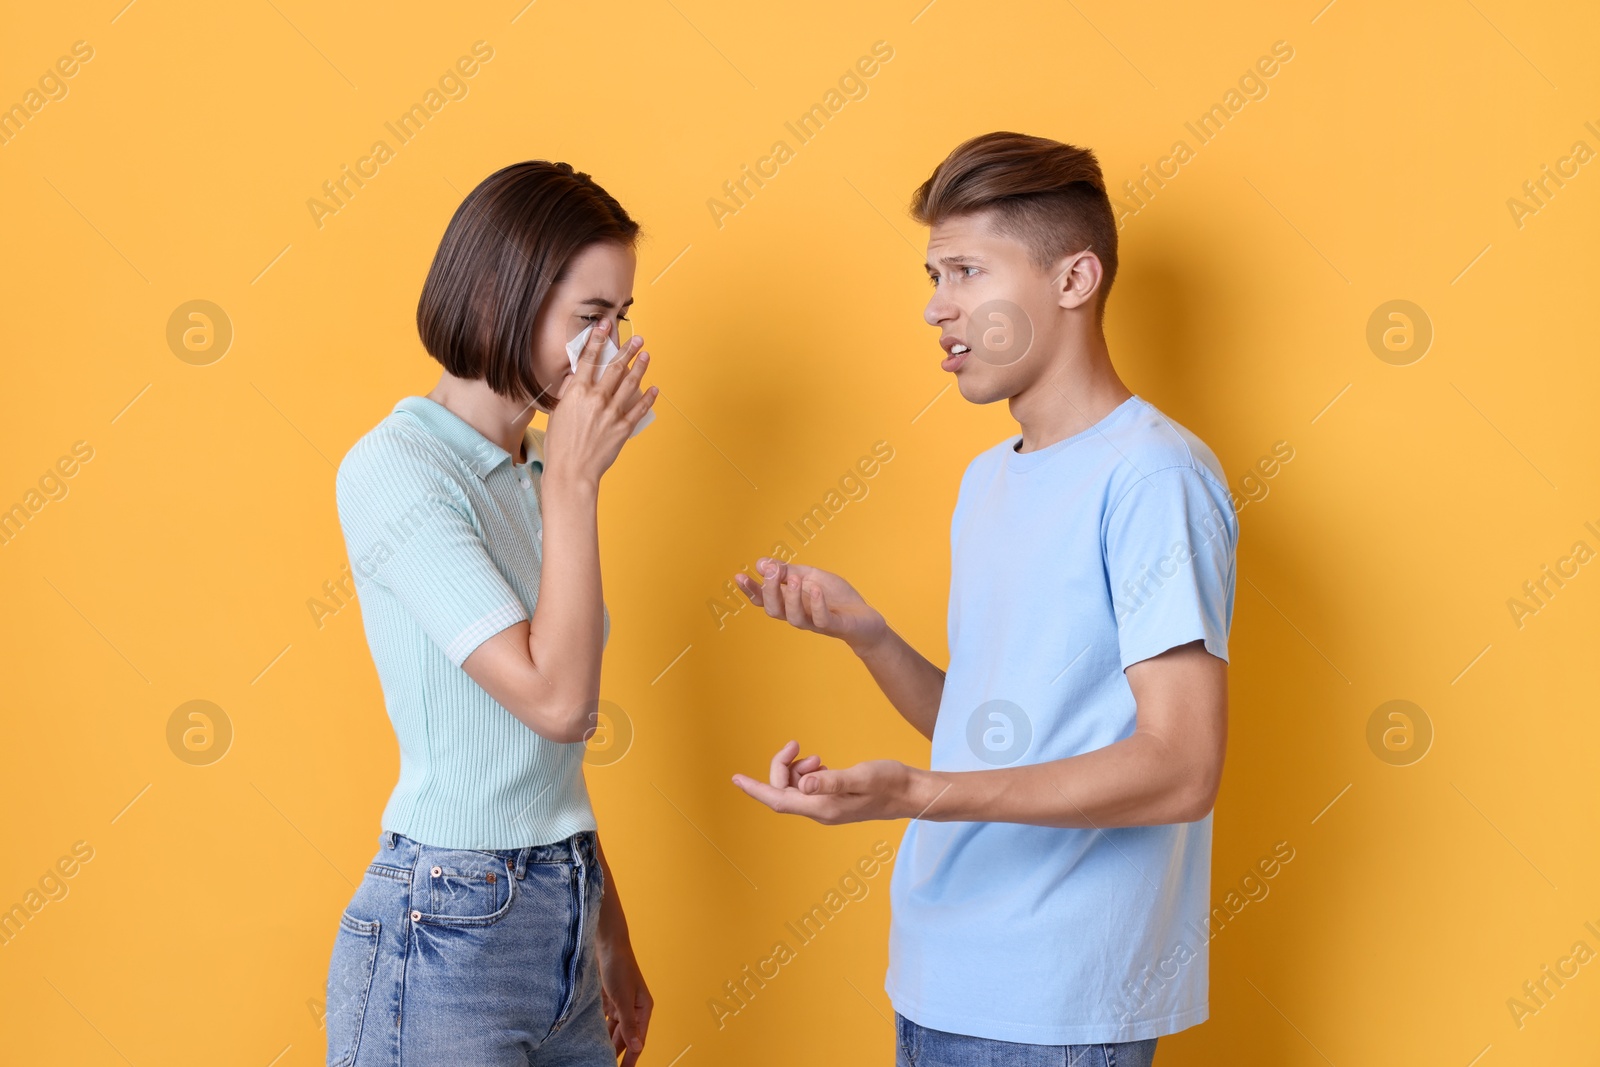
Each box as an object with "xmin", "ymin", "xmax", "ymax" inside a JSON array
[
  {"xmin": 577, "ymin": 296, "xmax": 635, "ymax": 309},
  {"xmin": 923, "ymin": 254, "xmax": 987, "ymax": 271}
]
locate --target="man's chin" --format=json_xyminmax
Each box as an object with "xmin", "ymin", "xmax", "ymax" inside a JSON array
[{"xmin": 954, "ymin": 372, "xmax": 1013, "ymax": 406}]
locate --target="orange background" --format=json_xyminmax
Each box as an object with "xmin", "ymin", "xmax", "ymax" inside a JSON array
[{"xmin": 2, "ymin": 1, "xmax": 1597, "ymax": 1063}]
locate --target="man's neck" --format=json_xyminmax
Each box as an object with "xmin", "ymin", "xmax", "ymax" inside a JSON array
[
  {"xmin": 426, "ymin": 374, "xmax": 535, "ymax": 464},
  {"xmin": 1008, "ymin": 331, "xmax": 1133, "ymax": 454}
]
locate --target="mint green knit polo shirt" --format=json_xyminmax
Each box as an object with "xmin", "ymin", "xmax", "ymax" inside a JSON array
[{"xmin": 335, "ymin": 395, "xmax": 608, "ymax": 849}]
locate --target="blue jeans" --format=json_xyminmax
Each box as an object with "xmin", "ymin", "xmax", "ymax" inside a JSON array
[
  {"xmin": 324, "ymin": 829, "xmax": 612, "ymax": 1066},
  {"xmin": 895, "ymin": 1012, "xmax": 1159, "ymax": 1067}
]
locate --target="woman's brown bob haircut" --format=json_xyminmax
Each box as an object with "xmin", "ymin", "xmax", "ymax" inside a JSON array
[
  {"xmin": 910, "ymin": 131, "xmax": 1118, "ymax": 323},
  {"xmin": 417, "ymin": 160, "xmax": 641, "ymax": 404}
]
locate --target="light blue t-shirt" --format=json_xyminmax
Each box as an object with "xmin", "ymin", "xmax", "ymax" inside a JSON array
[{"xmin": 885, "ymin": 394, "xmax": 1239, "ymax": 1045}]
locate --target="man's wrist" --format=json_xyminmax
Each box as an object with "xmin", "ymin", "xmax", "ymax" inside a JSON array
[
  {"xmin": 846, "ymin": 614, "xmax": 894, "ymax": 661},
  {"xmin": 903, "ymin": 766, "xmax": 950, "ymax": 821}
]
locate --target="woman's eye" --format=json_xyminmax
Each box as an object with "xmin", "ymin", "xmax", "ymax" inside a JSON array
[{"xmin": 963, "ymin": 265, "xmax": 979, "ymax": 277}]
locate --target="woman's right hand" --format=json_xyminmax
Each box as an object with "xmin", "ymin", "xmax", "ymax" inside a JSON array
[{"xmin": 542, "ymin": 319, "xmax": 657, "ymax": 490}]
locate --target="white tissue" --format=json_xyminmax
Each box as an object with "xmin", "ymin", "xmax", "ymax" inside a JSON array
[{"xmin": 565, "ymin": 323, "xmax": 655, "ymax": 436}]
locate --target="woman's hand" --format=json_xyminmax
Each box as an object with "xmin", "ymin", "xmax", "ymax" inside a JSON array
[
  {"xmin": 733, "ymin": 558, "xmax": 889, "ymax": 654},
  {"xmin": 598, "ymin": 937, "xmax": 653, "ymax": 1066},
  {"xmin": 543, "ymin": 319, "xmax": 657, "ymax": 491}
]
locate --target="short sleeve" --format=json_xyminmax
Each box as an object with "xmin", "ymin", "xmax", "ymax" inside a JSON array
[
  {"xmin": 1104, "ymin": 465, "xmax": 1238, "ymax": 671},
  {"xmin": 336, "ymin": 432, "xmax": 528, "ymax": 667}
]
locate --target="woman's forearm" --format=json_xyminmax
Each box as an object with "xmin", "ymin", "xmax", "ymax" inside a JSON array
[
  {"xmin": 523, "ymin": 470, "xmax": 605, "ymax": 741},
  {"xmin": 594, "ymin": 832, "xmax": 632, "ymax": 949}
]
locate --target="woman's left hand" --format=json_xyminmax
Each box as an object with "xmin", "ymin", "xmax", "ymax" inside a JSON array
[{"xmin": 598, "ymin": 938, "xmax": 653, "ymax": 1065}]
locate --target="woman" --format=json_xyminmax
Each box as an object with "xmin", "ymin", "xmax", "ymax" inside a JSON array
[{"xmin": 325, "ymin": 160, "xmax": 658, "ymax": 1066}]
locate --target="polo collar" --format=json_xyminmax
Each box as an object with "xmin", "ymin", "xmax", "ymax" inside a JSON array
[{"xmin": 393, "ymin": 396, "xmax": 543, "ymax": 481}]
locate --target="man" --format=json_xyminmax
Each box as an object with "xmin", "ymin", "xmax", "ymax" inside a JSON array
[{"xmin": 730, "ymin": 131, "xmax": 1238, "ymax": 1065}]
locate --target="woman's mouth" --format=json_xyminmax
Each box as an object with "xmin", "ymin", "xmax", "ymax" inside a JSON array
[{"xmin": 942, "ymin": 342, "xmax": 970, "ymax": 372}]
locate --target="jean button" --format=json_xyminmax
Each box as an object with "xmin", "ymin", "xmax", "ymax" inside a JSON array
[
  {"xmin": 431, "ymin": 866, "xmax": 442, "ymax": 877},
  {"xmin": 410, "ymin": 910, "xmax": 421, "ymax": 921}
]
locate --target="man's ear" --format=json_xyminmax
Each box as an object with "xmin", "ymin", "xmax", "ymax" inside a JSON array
[{"xmin": 1051, "ymin": 249, "xmax": 1103, "ymax": 312}]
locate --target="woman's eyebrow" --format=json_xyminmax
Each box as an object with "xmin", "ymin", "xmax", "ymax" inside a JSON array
[{"xmin": 577, "ymin": 296, "xmax": 635, "ymax": 309}]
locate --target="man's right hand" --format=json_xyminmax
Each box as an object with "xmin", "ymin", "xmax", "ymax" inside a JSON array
[{"xmin": 733, "ymin": 559, "xmax": 887, "ymax": 654}]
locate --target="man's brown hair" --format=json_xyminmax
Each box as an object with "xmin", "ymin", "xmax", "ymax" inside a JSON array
[
  {"xmin": 910, "ymin": 131, "xmax": 1118, "ymax": 322},
  {"xmin": 416, "ymin": 160, "xmax": 641, "ymax": 405}
]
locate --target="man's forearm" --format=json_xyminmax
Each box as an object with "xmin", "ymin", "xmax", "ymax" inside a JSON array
[
  {"xmin": 851, "ymin": 624, "xmax": 944, "ymax": 740},
  {"xmin": 911, "ymin": 729, "xmax": 1215, "ymax": 828}
]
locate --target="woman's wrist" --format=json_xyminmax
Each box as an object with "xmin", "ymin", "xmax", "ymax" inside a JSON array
[
  {"xmin": 541, "ymin": 468, "xmax": 600, "ymax": 504},
  {"xmin": 596, "ymin": 916, "xmax": 633, "ymax": 954}
]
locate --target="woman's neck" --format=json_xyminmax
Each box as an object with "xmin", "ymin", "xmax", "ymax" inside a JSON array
[{"xmin": 425, "ymin": 373, "xmax": 536, "ymax": 464}]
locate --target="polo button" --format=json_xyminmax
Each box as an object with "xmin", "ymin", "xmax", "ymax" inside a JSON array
[
  {"xmin": 520, "ymin": 477, "xmax": 531, "ymax": 488},
  {"xmin": 410, "ymin": 910, "xmax": 421, "ymax": 921}
]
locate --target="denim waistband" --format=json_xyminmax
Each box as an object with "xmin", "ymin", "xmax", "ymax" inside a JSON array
[{"xmin": 378, "ymin": 828, "xmax": 598, "ymax": 879}]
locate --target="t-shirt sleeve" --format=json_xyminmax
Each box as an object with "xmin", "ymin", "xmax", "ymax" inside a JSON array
[
  {"xmin": 336, "ymin": 433, "xmax": 529, "ymax": 667},
  {"xmin": 1104, "ymin": 464, "xmax": 1238, "ymax": 671}
]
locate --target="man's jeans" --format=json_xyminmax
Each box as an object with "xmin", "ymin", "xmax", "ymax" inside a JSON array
[{"xmin": 895, "ymin": 1011, "xmax": 1159, "ymax": 1067}]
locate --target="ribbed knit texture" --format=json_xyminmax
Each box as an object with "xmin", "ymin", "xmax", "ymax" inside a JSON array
[{"xmin": 335, "ymin": 395, "xmax": 608, "ymax": 849}]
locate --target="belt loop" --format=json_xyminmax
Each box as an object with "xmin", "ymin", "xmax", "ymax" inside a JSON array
[
  {"xmin": 384, "ymin": 830, "xmax": 396, "ymax": 849},
  {"xmin": 514, "ymin": 845, "xmax": 531, "ymax": 879}
]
